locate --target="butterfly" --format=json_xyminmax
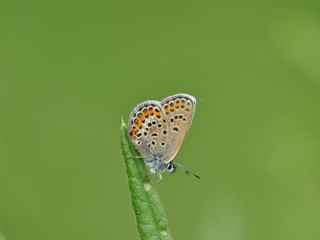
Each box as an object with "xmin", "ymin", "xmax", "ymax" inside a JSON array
[{"xmin": 128, "ymin": 93, "xmax": 199, "ymax": 182}]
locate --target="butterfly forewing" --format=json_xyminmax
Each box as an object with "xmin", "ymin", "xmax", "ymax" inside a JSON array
[{"xmin": 160, "ymin": 94, "xmax": 196, "ymax": 164}]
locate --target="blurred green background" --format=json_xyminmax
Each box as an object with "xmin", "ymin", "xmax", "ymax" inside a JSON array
[{"xmin": 1, "ymin": 0, "xmax": 320, "ymax": 239}]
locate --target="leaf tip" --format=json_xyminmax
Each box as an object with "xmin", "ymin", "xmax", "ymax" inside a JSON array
[{"xmin": 120, "ymin": 116, "xmax": 127, "ymax": 129}]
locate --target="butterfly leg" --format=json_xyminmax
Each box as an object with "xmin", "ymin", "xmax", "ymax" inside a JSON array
[
  {"xmin": 142, "ymin": 170, "xmax": 156, "ymax": 183},
  {"xmin": 142, "ymin": 172, "xmax": 162, "ymax": 187},
  {"xmin": 151, "ymin": 173, "xmax": 162, "ymax": 186},
  {"xmin": 127, "ymin": 156, "xmax": 145, "ymax": 160}
]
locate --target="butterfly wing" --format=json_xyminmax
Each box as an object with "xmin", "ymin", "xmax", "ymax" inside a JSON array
[
  {"xmin": 160, "ymin": 94, "xmax": 196, "ymax": 164},
  {"xmin": 128, "ymin": 100, "xmax": 171, "ymax": 162}
]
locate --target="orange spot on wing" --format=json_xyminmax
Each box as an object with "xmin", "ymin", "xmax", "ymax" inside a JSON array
[
  {"xmin": 133, "ymin": 118, "xmax": 142, "ymax": 129},
  {"xmin": 131, "ymin": 128, "xmax": 139, "ymax": 138},
  {"xmin": 148, "ymin": 109, "xmax": 154, "ymax": 116}
]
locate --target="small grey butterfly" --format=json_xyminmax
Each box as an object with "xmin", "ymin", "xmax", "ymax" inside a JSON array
[{"xmin": 128, "ymin": 93, "xmax": 199, "ymax": 182}]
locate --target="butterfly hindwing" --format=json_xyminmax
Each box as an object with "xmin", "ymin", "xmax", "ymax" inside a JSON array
[{"xmin": 128, "ymin": 100, "xmax": 170, "ymax": 161}]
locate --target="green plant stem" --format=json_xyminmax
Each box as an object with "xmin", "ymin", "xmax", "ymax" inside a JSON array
[{"xmin": 120, "ymin": 120, "xmax": 173, "ymax": 240}]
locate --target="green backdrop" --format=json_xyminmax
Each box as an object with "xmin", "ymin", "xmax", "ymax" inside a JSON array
[{"xmin": 1, "ymin": 0, "xmax": 320, "ymax": 239}]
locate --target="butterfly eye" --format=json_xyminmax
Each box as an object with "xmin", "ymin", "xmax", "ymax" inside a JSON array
[{"xmin": 167, "ymin": 163, "xmax": 176, "ymax": 173}]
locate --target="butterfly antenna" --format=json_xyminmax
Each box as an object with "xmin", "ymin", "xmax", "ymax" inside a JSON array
[{"xmin": 174, "ymin": 162, "xmax": 200, "ymax": 179}]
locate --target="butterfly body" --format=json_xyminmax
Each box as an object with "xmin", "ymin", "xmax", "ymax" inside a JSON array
[{"xmin": 128, "ymin": 94, "xmax": 196, "ymax": 177}]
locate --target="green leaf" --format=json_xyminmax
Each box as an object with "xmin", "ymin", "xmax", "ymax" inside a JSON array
[{"xmin": 120, "ymin": 119, "xmax": 173, "ymax": 240}]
